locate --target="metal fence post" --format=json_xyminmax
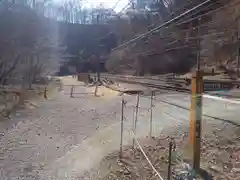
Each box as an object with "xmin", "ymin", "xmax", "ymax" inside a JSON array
[
  {"xmin": 132, "ymin": 106, "xmax": 135, "ymax": 148},
  {"xmin": 168, "ymin": 140, "xmax": 173, "ymax": 180},
  {"xmin": 44, "ymin": 86, "xmax": 47, "ymax": 99},
  {"xmin": 59, "ymin": 82, "xmax": 63, "ymax": 92},
  {"xmin": 236, "ymin": 18, "xmax": 240, "ymax": 77},
  {"xmin": 149, "ymin": 91, "xmax": 154, "ymax": 138},
  {"xmin": 133, "ymin": 93, "xmax": 140, "ymax": 149},
  {"xmin": 120, "ymin": 99, "xmax": 126, "ymax": 159},
  {"xmin": 94, "ymin": 83, "xmax": 98, "ymax": 97},
  {"xmin": 70, "ymin": 85, "xmax": 74, "ymax": 98}
]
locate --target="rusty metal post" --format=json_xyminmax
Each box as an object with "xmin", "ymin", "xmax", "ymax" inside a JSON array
[
  {"xmin": 94, "ymin": 84, "xmax": 98, "ymax": 97},
  {"xmin": 44, "ymin": 86, "xmax": 47, "ymax": 99},
  {"xmin": 189, "ymin": 70, "xmax": 203, "ymax": 170},
  {"xmin": 70, "ymin": 85, "xmax": 74, "ymax": 98},
  {"xmin": 149, "ymin": 91, "xmax": 154, "ymax": 138},
  {"xmin": 132, "ymin": 106, "xmax": 135, "ymax": 149},
  {"xmin": 59, "ymin": 82, "xmax": 63, "ymax": 92},
  {"xmin": 167, "ymin": 140, "xmax": 173, "ymax": 180},
  {"xmin": 237, "ymin": 49, "xmax": 240, "ymax": 77},
  {"xmin": 97, "ymin": 59, "xmax": 100, "ymax": 82},
  {"xmin": 120, "ymin": 99, "xmax": 126, "ymax": 159},
  {"xmin": 132, "ymin": 93, "xmax": 140, "ymax": 149}
]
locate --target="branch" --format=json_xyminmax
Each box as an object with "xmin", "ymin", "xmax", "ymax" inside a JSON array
[{"xmin": 0, "ymin": 55, "xmax": 20, "ymax": 85}]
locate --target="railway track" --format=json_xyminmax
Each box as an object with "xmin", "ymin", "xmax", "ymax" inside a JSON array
[
  {"xmin": 87, "ymin": 73, "xmax": 240, "ymax": 93},
  {"xmin": 101, "ymin": 75, "xmax": 190, "ymax": 93}
]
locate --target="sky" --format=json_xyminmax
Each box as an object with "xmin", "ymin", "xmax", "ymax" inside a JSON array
[{"xmin": 52, "ymin": 0, "xmax": 129, "ymax": 12}]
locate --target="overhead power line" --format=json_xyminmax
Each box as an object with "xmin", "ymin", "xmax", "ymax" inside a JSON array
[
  {"xmin": 176, "ymin": 0, "xmax": 240, "ymax": 26},
  {"xmin": 139, "ymin": 0, "xmax": 237, "ymax": 42},
  {"xmin": 112, "ymin": 0, "xmax": 213, "ymax": 51},
  {"xmin": 96, "ymin": 0, "xmax": 131, "ymax": 40},
  {"xmin": 118, "ymin": 0, "xmax": 133, "ymax": 14},
  {"xmin": 112, "ymin": 0, "xmax": 122, "ymax": 11},
  {"xmin": 97, "ymin": 0, "xmax": 198, "ymax": 43},
  {"xmin": 110, "ymin": 0, "xmax": 240, "ymax": 61}
]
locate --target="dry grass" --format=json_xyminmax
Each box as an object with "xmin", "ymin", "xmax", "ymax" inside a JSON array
[{"xmin": 0, "ymin": 81, "xmax": 60, "ymax": 121}]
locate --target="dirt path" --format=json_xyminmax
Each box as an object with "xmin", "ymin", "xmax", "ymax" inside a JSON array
[
  {"xmin": 0, "ymin": 77, "xmax": 124, "ymax": 179},
  {"xmin": 0, "ymin": 77, "xmax": 187, "ymax": 180}
]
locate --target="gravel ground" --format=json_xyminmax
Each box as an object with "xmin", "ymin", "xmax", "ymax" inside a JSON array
[
  {"xmin": 96, "ymin": 118, "xmax": 240, "ymax": 180},
  {"xmin": 0, "ymin": 77, "xmax": 162, "ymax": 180},
  {"xmin": 1, "ymin": 76, "xmax": 240, "ymax": 180},
  {"xmin": 0, "ymin": 77, "xmax": 125, "ymax": 180}
]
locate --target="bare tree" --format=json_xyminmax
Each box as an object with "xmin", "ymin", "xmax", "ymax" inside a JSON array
[{"xmin": 0, "ymin": 3, "xmax": 63, "ymax": 88}]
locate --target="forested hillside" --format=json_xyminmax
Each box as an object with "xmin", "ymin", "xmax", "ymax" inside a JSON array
[
  {"xmin": 106, "ymin": 0, "xmax": 240, "ymax": 78},
  {"xmin": 0, "ymin": 4, "xmax": 62, "ymax": 87},
  {"xmin": 0, "ymin": 1, "xmax": 117, "ymax": 78},
  {"xmin": 1, "ymin": 0, "xmax": 240, "ymax": 79}
]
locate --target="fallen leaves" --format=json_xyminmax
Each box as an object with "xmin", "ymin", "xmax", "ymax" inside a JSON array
[{"xmin": 98, "ymin": 119, "xmax": 240, "ymax": 180}]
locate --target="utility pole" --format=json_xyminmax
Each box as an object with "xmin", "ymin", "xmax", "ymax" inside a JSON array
[{"xmin": 189, "ymin": 18, "xmax": 203, "ymax": 171}]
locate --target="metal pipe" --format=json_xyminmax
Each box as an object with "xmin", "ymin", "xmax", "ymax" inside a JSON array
[
  {"xmin": 133, "ymin": 93, "xmax": 140, "ymax": 148},
  {"xmin": 236, "ymin": 18, "xmax": 240, "ymax": 77},
  {"xmin": 196, "ymin": 19, "xmax": 201, "ymax": 71},
  {"xmin": 149, "ymin": 91, "xmax": 154, "ymax": 137},
  {"xmin": 44, "ymin": 86, "xmax": 47, "ymax": 99},
  {"xmin": 96, "ymin": 14, "xmax": 101, "ymax": 82},
  {"xmin": 120, "ymin": 99, "xmax": 125, "ymax": 158},
  {"xmin": 70, "ymin": 85, "xmax": 74, "ymax": 98},
  {"xmin": 167, "ymin": 140, "xmax": 173, "ymax": 180}
]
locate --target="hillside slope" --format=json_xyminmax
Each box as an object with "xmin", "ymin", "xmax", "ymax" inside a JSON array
[{"xmin": 106, "ymin": 0, "xmax": 240, "ymax": 78}]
